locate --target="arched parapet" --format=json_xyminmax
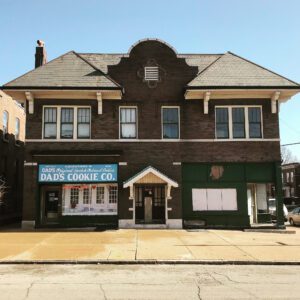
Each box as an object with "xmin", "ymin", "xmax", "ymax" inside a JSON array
[{"xmin": 128, "ymin": 38, "xmax": 178, "ymax": 57}]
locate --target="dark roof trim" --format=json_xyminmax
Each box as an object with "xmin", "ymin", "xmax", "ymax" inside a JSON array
[
  {"xmin": 185, "ymin": 86, "xmax": 300, "ymax": 90},
  {"xmin": 1, "ymin": 86, "xmax": 122, "ymax": 90}
]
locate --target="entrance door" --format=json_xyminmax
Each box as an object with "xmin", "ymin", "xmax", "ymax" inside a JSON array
[
  {"xmin": 43, "ymin": 188, "xmax": 60, "ymax": 223},
  {"xmin": 135, "ymin": 185, "xmax": 165, "ymax": 224}
]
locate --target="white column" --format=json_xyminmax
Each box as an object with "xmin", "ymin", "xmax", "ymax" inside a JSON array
[{"xmin": 96, "ymin": 92, "xmax": 103, "ymax": 114}]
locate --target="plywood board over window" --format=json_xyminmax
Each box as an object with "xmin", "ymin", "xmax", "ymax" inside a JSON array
[{"xmin": 192, "ymin": 188, "xmax": 237, "ymax": 211}]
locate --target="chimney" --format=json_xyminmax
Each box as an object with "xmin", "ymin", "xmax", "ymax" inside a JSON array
[{"xmin": 35, "ymin": 40, "xmax": 47, "ymax": 68}]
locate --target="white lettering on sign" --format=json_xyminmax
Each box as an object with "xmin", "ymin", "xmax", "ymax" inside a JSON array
[
  {"xmin": 40, "ymin": 173, "xmax": 64, "ymax": 181},
  {"xmin": 101, "ymin": 173, "xmax": 113, "ymax": 181},
  {"xmin": 38, "ymin": 164, "xmax": 117, "ymax": 183},
  {"xmin": 67, "ymin": 173, "xmax": 98, "ymax": 181}
]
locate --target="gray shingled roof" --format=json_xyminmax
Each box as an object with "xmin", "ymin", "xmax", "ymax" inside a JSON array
[
  {"xmin": 79, "ymin": 53, "xmax": 221, "ymax": 74},
  {"xmin": 4, "ymin": 51, "xmax": 121, "ymax": 89},
  {"xmin": 3, "ymin": 50, "xmax": 298, "ymax": 89},
  {"xmin": 187, "ymin": 52, "xmax": 299, "ymax": 88}
]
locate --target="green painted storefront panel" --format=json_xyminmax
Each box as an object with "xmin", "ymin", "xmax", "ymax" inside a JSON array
[
  {"xmin": 182, "ymin": 162, "xmax": 277, "ymax": 228},
  {"xmin": 245, "ymin": 163, "xmax": 275, "ymax": 182},
  {"xmin": 207, "ymin": 164, "xmax": 245, "ymax": 183},
  {"xmin": 182, "ymin": 164, "xmax": 208, "ymax": 182},
  {"xmin": 182, "ymin": 181, "xmax": 249, "ymax": 227}
]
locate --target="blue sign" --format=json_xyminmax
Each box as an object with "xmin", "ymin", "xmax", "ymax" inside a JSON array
[{"xmin": 38, "ymin": 164, "xmax": 118, "ymax": 183}]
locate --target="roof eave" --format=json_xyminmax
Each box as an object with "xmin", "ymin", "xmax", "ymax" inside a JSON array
[
  {"xmin": 1, "ymin": 86, "xmax": 123, "ymax": 91},
  {"xmin": 185, "ymin": 85, "xmax": 300, "ymax": 90}
]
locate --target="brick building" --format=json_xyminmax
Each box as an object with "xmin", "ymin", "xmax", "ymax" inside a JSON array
[
  {"xmin": 282, "ymin": 163, "xmax": 300, "ymax": 204},
  {"xmin": 1, "ymin": 39, "xmax": 299, "ymax": 229},
  {"xmin": 0, "ymin": 90, "xmax": 25, "ymax": 224}
]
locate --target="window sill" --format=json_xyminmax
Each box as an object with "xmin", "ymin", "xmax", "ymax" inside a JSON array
[{"xmin": 215, "ymin": 138, "xmax": 264, "ymax": 141}]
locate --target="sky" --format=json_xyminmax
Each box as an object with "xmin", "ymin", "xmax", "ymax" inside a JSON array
[{"xmin": 0, "ymin": 0, "xmax": 299, "ymax": 159}]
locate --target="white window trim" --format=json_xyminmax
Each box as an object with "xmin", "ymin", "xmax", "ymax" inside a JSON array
[
  {"xmin": 119, "ymin": 106, "xmax": 138, "ymax": 140},
  {"xmin": 215, "ymin": 105, "xmax": 263, "ymax": 140},
  {"xmin": 42, "ymin": 106, "xmax": 91, "ymax": 140},
  {"xmin": 161, "ymin": 106, "xmax": 180, "ymax": 140},
  {"xmin": 62, "ymin": 183, "xmax": 118, "ymax": 216}
]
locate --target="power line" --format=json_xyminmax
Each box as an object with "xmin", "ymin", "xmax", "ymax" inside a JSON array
[{"xmin": 281, "ymin": 142, "xmax": 300, "ymax": 147}]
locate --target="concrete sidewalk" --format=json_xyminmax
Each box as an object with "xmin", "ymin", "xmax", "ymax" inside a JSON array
[{"xmin": 0, "ymin": 227, "xmax": 299, "ymax": 263}]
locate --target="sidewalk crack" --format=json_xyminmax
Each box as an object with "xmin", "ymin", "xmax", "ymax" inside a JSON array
[
  {"xmin": 23, "ymin": 282, "xmax": 34, "ymax": 300},
  {"xmin": 99, "ymin": 284, "xmax": 107, "ymax": 300},
  {"xmin": 195, "ymin": 280, "xmax": 202, "ymax": 300}
]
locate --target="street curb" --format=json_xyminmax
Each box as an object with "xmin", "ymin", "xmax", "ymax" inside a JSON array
[
  {"xmin": 243, "ymin": 229, "xmax": 296, "ymax": 234},
  {"xmin": 0, "ymin": 260, "xmax": 300, "ymax": 265}
]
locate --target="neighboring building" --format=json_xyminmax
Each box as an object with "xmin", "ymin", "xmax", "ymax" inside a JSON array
[
  {"xmin": 282, "ymin": 163, "xmax": 300, "ymax": 204},
  {"xmin": 2, "ymin": 39, "xmax": 299, "ymax": 229},
  {"xmin": 0, "ymin": 90, "xmax": 25, "ymax": 224}
]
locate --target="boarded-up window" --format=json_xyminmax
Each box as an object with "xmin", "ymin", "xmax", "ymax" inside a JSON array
[{"xmin": 192, "ymin": 188, "xmax": 237, "ymax": 211}]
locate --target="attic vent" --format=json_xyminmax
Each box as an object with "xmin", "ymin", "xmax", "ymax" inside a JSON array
[{"xmin": 144, "ymin": 67, "xmax": 159, "ymax": 81}]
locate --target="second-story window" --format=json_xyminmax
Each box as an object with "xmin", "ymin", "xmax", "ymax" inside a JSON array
[
  {"xmin": 248, "ymin": 107, "xmax": 262, "ymax": 138},
  {"xmin": 2, "ymin": 110, "xmax": 9, "ymax": 140},
  {"xmin": 162, "ymin": 107, "xmax": 179, "ymax": 139},
  {"xmin": 77, "ymin": 108, "xmax": 90, "ymax": 139},
  {"xmin": 43, "ymin": 106, "xmax": 91, "ymax": 140},
  {"xmin": 120, "ymin": 107, "xmax": 137, "ymax": 139},
  {"xmin": 15, "ymin": 117, "xmax": 20, "ymax": 141},
  {"xmin": 60, "ymin": 108, "xmax": 74, "ymax": 139},
  {"xmin": 44, "ymin": 107, "xmax": 57, "ymax": 139},
  {"xmin": 232, "ymin": 108, "xmax": 245, "ymax": 138},
  {"xmin": 216, "ymin": 108, "xmax": 229, "ymax": 139},
  {"xmin": 216, "ymin": 106, "xmax": 262, "ymax": 139}
]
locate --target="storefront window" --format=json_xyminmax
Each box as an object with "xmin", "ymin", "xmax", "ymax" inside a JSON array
[
  {"xmin": 83, "ymin": 188, "xmax": 90, "ymax": 204},
  {"xmin": 62, "ymin": 184, "xmax": 117, "ymax": 215},
  {"xmin": 96, "ymin": 187, "xmax": 105, "ymax": 204},
  {"xmin": 109, "ymin": 186, "xmax": 118, "ymax": 203}
]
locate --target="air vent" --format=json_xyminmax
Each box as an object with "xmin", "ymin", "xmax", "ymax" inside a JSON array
[{"xmin": 144, "ymin": 66, "xmax": 159, "ymax": 81}]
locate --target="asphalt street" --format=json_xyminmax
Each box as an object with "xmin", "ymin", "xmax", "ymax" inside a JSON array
[{"xmin": 0, "ymin": 264, "xmax": 300, "ymax": 299}]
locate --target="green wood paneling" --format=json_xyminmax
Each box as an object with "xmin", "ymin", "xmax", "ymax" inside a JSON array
[{"xmin": 182, "ymin": 162, "xmax": 278, "ymax": 228}]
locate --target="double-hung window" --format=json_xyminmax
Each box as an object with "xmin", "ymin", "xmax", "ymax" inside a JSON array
[
  {"xmin": 43, "ymin": 106, "xmax": 91, "ymax": 139},
  {"xmin": 77, "ymin": 108, "xmax": 90, "ymax": 138},
  {"xmin": 232, "ymin": 108, "xmax": 245, "ymax": 138},
  {"xmin": 248, "ymin": 107, "xmax": 262, "ymax": 138},
  {"xmin": 60, "ymin": 108, "xmax": 74, "ymax": 139},
  {"xmin": 44, "ymin": 107, "xmax": 57, "ymax": 139},
  {"xmin": 162, "ymin": 107, "xmax": 179, "ymax": 139},
  {"xmin": 120, "ymin": 107, "xmax": 137, "ymax": 139},
  {"xmin": 216, "ymin": 106, "xmax": 262, "ymax": 139},
  {"xmin": 215, "ymin": 108, "xmax": 229, "ymax": 139}
]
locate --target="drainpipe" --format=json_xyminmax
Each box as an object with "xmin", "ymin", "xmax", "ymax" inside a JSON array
[{"xmin": 275, "ymin": 162, "xmax": 285, "ymax": 228}]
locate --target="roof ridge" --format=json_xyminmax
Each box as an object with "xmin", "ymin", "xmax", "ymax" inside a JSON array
[
  {"xmin": 227, "ymin": 51, "xmax": 300, "ymax": 86},
  {"xmin": 2, "ymin": 51, "xmax": 75, "ymax": 86},
  {"xmin": 185, "ymin": 55, "xmax": 224, "ymax": 86},
  {"xmin": 74, "ymin": 52, "xmax": 123, "ymax": 89},
  {"xmin": 78, "ymin": 52, "xmax": 223, "ymax": 56}
]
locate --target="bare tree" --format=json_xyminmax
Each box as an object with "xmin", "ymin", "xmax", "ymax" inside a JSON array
[
  {"xmin": 0, "ymin": 178, "xmax": 6, "ymax": 205},
  {"xmin": 281, "ymin": 147, "xmax": 299, "ymax": 164}
]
